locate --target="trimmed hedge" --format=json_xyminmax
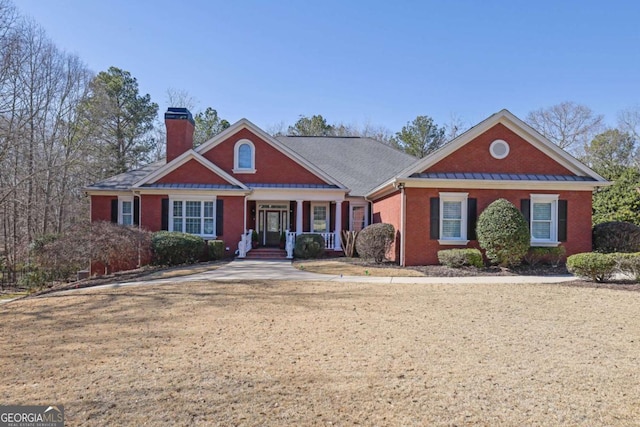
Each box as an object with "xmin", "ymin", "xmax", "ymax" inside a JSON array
[
  {"xmin": 593, "ymin": 221, "xmax": 640, "ymax": 253},
  {"xmin": 207, "ymin": 240, "xmax": 225, "ymax": 260},
  {"xmin": 477, "ymin": 199, "xmax": 530, "ymax": 267},
  {"xmin": 613, "ymin": 252, "xmax": 640, "ymax": 281},
  {"xmin": 355, "ymin": 223, "xmax": 395, "ymax": 263},
  {"xmin": 151, "ymin": 231, "xmax": 205, "ymax": 266},
  {"xmin": 566, "ymin": 252, "xmax": 616, "ymax": 282},
  {"xmin": 437, "ymin": 248, "xmax": 483, "ymax": 268},
  {"xmin": 524, "ymin": 246, "xmax": 566, "ymax": 267},
  {"xmin": 294, "ymin": 234, "xmax": 325, "ymax": 259}
]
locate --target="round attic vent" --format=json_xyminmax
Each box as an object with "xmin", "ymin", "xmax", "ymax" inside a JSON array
[{"xmin": 490, "ymin": 139, "xmax": 510, "ymax": 159}]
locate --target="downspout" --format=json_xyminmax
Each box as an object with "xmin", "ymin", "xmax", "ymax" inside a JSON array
[
  {"xmin": 133, "ymin": 190, "xmax": 142, "ymax": 267},
  {"xmin": 399, "ymin": 183, "xmax": 406, "ymax": 267}
]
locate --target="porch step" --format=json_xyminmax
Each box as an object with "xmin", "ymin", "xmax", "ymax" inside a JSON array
[{"xmin": 242, "ymin": 247, "xmax": 288, "ymax": 260}]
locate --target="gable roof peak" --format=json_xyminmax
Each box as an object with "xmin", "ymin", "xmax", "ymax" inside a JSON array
[{"xmin": 396, "ymin": 109, "xmax": 607, "ymax": 182}]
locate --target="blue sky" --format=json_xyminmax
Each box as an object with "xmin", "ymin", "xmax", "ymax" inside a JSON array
[{"xmin": 16, "ymin": 0, "xmax": 640, "ymax": 132}]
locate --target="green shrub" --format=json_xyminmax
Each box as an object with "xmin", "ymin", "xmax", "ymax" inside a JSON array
[
  {"xmin": 524, "ymin": 246, "xmax": 566, "ymax": 267},
  {"xmin": 294, "ymin": 234, "xmax": 325, "ymax": 259},
  {"xmin": 355, "ymin": 223, "xmax": 395, "ymax": 263},
  {"xmin": 18, "ymin": 267, "xmax": 50, "ymax": 291},
  {"xmin": 566, "ymin": 252, "xmax": 616, "ymax": 282},
  {"xmin": 613, "ymin": 252, "xmax": 640, "ymax": 281},
  {"xmin": 151, "ymin": 231, "xmax": 205, "ymax": 266},
  {"xmin": 593, "ymin": 221, "xmax": 640, "ymax": 253},
  {"xmin": 437, "ymin": 248, "xmax": 484, "ymax": 268},
  {"xmin": 208, "ymin": 240, "xmax": 225, "ymax": 260},
  {"xmin": 476, "ymin": 199, "xmax": 530, "ymax": 267}
]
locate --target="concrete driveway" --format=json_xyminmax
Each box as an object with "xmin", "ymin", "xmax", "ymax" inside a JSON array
[{"xmin": 58, "ymin": 259, "xmax": 576, "ymax": 294}]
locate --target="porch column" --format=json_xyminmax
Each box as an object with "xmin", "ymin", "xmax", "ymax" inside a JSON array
[
  {"xmin": 296, "ymin": 200, "xmax": 303, "ymax": 235},
  {"xmin": 334, "ymin": 201, "xmax": 342, "ymax": 250}
]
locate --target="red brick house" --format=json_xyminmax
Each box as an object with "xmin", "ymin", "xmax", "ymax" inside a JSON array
[{"xmin": 86, "ymin": 108, "xmax": 608, "ymax": 268}]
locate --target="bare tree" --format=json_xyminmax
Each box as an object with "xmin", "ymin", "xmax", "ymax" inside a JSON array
[
  {"xmin": 526, "ymin": 101, "xmax": 604, "ymax": 154},
  {"xmin": 0, "ymin": 3, "xmax": 96, "ymax": 270},
  {"xmin": 444, "ymin": 112, "xmax": 468, "ymax": 141},
  {"xmin": 618, "ymin": 106, "xmax": 640, "ymax": 142},
  {"xmin": 165, "ymin": 87, "xmax": 197, "ymax": 111}
]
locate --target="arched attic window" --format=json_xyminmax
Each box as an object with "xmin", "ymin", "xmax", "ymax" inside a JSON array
[{"xmin": 233, "ymin": 139, "xmax": 256, "ymax": 173}]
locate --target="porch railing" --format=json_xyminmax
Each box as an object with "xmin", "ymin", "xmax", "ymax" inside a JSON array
[
  {"xmin": 237, "ymin": 229, "xmax": 253, "ymax": 258},
  {"xmin": 286, "ymin": 231, "xmax": 340, "ymax": 258}
]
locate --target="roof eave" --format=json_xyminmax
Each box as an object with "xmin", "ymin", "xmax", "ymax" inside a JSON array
[{"xmin": 399, "ymin": 177, "xmax": 611, "ymax": 191}]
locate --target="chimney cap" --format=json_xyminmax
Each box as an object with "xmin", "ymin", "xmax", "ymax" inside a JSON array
[{"xmin": 165, "ymin": 107, "xmax": 194, "ymax": 125}]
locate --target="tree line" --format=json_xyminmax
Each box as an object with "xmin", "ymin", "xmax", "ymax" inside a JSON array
[{"xmin": 1, "ymin": 0, "xmax": 639, "ymax": 271}]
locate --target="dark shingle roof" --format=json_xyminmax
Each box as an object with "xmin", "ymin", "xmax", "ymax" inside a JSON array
[
  {"xmin": 86, "ymin": 161, "xmax": 164, "ymax": 190},
  {"xmin": 410, "ymin": 172, "xmax": 597, "ymax": 181},
  {"xmin": 276, "ymin": 136, "xmax": 417, "ymax": 196}
]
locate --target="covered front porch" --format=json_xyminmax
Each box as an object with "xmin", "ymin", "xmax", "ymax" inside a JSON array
[
  {"xmin": 245, "ymin": 199, "xmax": 345, "ymax": 253},
  {"xmin": 236, "ymin": 187, "xmax": 370, "ymax": 258}
]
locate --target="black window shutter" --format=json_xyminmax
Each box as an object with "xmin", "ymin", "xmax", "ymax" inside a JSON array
[
  {"xmin": 558, "ymin": 200, "xmax": 568, "ymax": 242},
  {"xmin": 133, "ymin": 198, "xmax": 140, "ymax": 226},
  {"xmin": 467, "ymin": 198, "xmax": 477, "ymax": 240},
  {"xmin": 430, "ymin": 197, "xmax": 440, "ymax": 240},
  {"xmin": 216, "ymin": 199, "xmax": 224, "ymax": 237},
  {"xmin": 520, "ymin": 199, "xmax": 530, "ymax": 230},
  {"xmin": 110, "ymin": 199, "xmax": 118, "ymax": 223},
  {"xmin": 161, "ymin": 198, "xmax": 169, "ymax": 231}
]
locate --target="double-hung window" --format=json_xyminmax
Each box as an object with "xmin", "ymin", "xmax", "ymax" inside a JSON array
[
  {"xmin": 530, "ymin": 194, "xmax": 559, "ymax": 246},
  {"xmin": 170, "ymin": 198, "xmax": 216, "ymax": 237},
  {"xmin": 438, "ymin": 192, "xmax": 469, "ymax": 245},
  {"xmin": 311, "ymin": 203, "xmax": 329, "ymax": 233},
  {"xmin": 119, "ymin": 197, "xmax": 133, "ymax": 226}
]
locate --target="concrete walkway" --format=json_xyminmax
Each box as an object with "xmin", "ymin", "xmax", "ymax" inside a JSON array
[{"xmin": 54, "ymin": 259, "xmax": 577, "ymax": 294}]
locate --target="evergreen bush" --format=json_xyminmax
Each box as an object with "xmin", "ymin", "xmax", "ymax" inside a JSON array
[
  {"xmin": 613, "ymin": 252, "xmax": 640, "ymax": 281},
  {"xmin": 566, "ymin": 252, "xmax": 616, "ymax": 282},
  {"xmin": 476, "ymin": 199, "xmax": 530, "ymax": 267},
  {"xmin": 294, "ymin": 234, "xmax": 325, "ymax": 259},
  {"xmin": 524, "ymin": 246, "xmax": 566, "ymax": 267},
  {"xmin": 437, "ymin": 248, "xmax": 484, "ymax": 268},
  {"xmin": 207, "ymin": 240, "xmax": 225, "ymax": 260},
  {"xmin": 593, "ymin": 221, "xmax": 640, "ymax": 253},
  {"xmin": 151, "ymin": 231, "xmax": 205, "ymax": 266},
  {"xmin": 355, "ymin": 223, "xmax": 395, "ymax": 263}
]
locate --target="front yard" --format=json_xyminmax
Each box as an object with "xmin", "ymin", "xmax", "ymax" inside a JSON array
[{"xmin": 1, "ymin": 280, "xmax": 639, "ymax": 425}]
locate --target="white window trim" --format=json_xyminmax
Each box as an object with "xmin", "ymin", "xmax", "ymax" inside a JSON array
[
  {"xmin": 233, "ymin": 139, "xmax": 256, "ymax": 173},
  {"xmin": 438, "ymin": 192, "xmax": 469, "ymax": 246},
  {"xmin": 310, "ymin": 202, "xmax": 330, "ymax": 233},
  {"xmin": 349, "ymin": 202, "xmax": 369, "ymax": 232},
  {"xmin": 118, "ymin": 196, "xmax": 134, "ymax": 226},
  {"xmin": 169, "ymin": 195, "xmax": 217, "ymax": 238},
  {"xmin": 530, "ymin": 194, "xmax": 560, "ymax": 247}
]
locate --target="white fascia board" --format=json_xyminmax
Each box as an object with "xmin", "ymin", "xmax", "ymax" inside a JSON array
[
  {"xmin": 400, "ymin": 177, "xmax": 611, "ymax": 191},
  {"xmin": 248, "ymin": 187, "xmax": 347, "ymax": 202},
  {"xmin": 84, "ymin": 189, "xmax": 135, "ymax": 197},
  {"xmin": 196, "ymin": 118, "xmax": 347, "ymax": 189},
  {"xmin": 397, "ymin": 109, "xmax": 607, "ymax": 182},
  {"xmin": 131, "ymin": 150, "xmax": 248, "ymax": 190},
  {"xmin": 365, "ymin": 178, "xmax": 398, "ymax": 201}
]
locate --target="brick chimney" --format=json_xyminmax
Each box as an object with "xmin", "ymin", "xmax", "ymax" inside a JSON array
[{"xmin": 165, "ymin": 107, "xmax": 195, "ymax": 162}]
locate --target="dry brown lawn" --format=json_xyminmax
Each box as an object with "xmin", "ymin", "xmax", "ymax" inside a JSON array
[
  {"xmin": 1, "ymin": 280, "xmax": 639, "ymax": 426},
  {"xmin": 295, "ymin": 260, "xmax": 426, "ymax": 277}
]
